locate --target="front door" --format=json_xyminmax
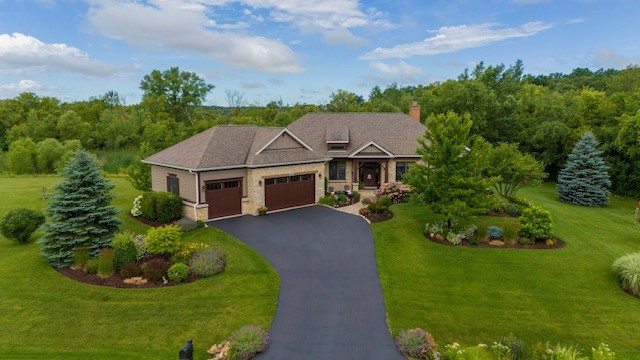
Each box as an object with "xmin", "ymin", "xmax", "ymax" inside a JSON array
[{"xmin": 362, "ymin": 162, "xmax": 379, "ymax": 188}]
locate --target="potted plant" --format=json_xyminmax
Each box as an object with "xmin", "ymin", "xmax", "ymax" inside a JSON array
[{"xmin": 257, "ymin": 206, "xmax": 268, "ymax": 216}]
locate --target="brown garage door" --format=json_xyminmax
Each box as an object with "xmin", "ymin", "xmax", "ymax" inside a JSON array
[
  {"xmin": 265, "ymin": 174, "xmax": 315, "ymax": 211},
  {"xmin": 205, "ymin": 179, "xmax": 242, "ymax": 219}
]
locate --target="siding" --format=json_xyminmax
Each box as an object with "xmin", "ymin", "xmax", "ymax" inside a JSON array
[
  {"xmin": 151, "ymin": 165, "xmax": 197, "ymax": 203},
  {"xmin": 264, "ymin": 133, "xmax": 303, "ymax": 150},
  {"xmin": 199, "ymin": 168, "xmax": 248, "ymax": 200}
]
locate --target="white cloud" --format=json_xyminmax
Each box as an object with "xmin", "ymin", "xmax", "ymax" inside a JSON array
[
  {"xmin": 566, "ymin": 17, "xmax": 585, "ymax": 24},
  {"xmin": 361, "ymin": 60, "xmax": 425, "ymax": 85},
  {"xmin": 360, "ymin": 21, "xmax": 552, "ymax": 60},
  {"xmin": 324, "ymin": 28, "xmax": 369, "ymax": 48},
  {"xmin": 590, "ymin": 48, "xmax": 640, "ymax": 69},
  {"xmin": 242, "ymin": 80, "xmax": 265, "ymax": 89},
  {"xmin": 0, "ymin": 79, "xmax": 42, "ymax": 91},
  {"xmin": 0, "ymin": 33, "xmax": 121, "ymax": 76},
  {"xmin": 88, "ymin": 1, "xmax": 301, "ymax": 73}
]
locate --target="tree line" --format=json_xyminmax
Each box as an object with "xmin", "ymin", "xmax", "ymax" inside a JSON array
[{"xmin": 0, "ymin": 63, "xmax": 639, "ymax": 197}]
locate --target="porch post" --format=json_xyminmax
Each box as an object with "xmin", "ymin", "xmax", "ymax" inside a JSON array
[
  {"xmin": 384, "ymin": 160, "xmax": 388, "ymax": 183},
  {"xmin": 354, "ymin": 160, "xmax": 359, "ymax": 182}
]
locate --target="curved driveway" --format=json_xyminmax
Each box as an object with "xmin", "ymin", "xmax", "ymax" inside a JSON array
[{"xmin": 211, "ymin": 206, "xmax": 403, "ymax": 360}]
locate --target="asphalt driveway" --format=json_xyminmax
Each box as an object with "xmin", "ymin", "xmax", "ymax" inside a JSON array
[{"xmin": 210, "ymin": 205, "xmax": 403, "ymax": 360}]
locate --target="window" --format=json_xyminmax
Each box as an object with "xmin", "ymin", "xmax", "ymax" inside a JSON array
[
  {"xmin": 265, "ymin": 177, "xmax": 288, "ymax": 186},
  {"xmin": 301, "ymin": 174, "xmax": 313, "ymax": 181},
  {"xmin": 329, "ymin": 144, "xmax": 346, "ymax": 151},
  {"xmin": 329, "ymin": 161, "xmax": 346, "ymax": 181},
  {"xmin": 395, "ymin": 162, "xmax": 414, "ymax": 182},
  {"xmin": 205, "ymin": 182, "xmax": 222, "ymax": 191},
  {"xmin": 167, "ymin": 174, "xmax": 180, "ymax": 195}
]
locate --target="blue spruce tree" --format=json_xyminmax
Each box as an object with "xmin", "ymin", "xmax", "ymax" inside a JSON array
[
  {"xmin": 557, "ymin": 132, "xmax": 611, "ymax": 207},
  {"xmin": 39, "ymin": 151, "xmax": 121, "ymax": 267}
]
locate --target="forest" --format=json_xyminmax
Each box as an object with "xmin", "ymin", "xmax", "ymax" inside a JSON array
[{"xmin": 1, "ymin": 62, "xmax": 639, "ymax": 197}]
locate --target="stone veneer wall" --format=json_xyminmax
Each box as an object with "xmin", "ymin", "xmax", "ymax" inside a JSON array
[{"xmin": 246, "ymin": 162, "xmax": 325, "ymax": 215}]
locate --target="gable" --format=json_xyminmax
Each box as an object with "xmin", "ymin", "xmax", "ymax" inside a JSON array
[
  {"xmin": 264, "ymin": 132, "xmax": 304, "ymax": 151},
  {"xmin": 349, "ymin": 141, "xmax": 393, "ymax": 158}
]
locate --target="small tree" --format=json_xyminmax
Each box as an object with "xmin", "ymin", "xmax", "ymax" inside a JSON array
[
  {"xmin": 0, "ymin": 208, "xmax": 45, "ymax": 244},
  {"xmin": 404, "ymin": 111, "xmax": 496, "ymax": 229},
  {"xmin": 557, "ymin": 132, "xmax": 611, "ymax": 206},
  {"xmin": 127, "ymin": 141, "xmax": 153, "ymax": 191},
  {"xmin": 38, "ymin": 151, "xmax": 121, "ymax": 267},
  {"xmin": 487, "ymin": 142, "xmax": 547, "ymax": 198}
]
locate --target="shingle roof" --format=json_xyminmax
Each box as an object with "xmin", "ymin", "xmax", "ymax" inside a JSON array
[
  {"xmin": 144, "ymin": 112, "xmax": 426, "ymax": 170},
  {"xmin": 287, "ymin": 112, "xmax": 426, "ymax": 158}
]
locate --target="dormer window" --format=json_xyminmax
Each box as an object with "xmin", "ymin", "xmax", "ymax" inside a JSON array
[{"xmin": 329, "ymin": 144, "xmax": 346, "ymax": 151}]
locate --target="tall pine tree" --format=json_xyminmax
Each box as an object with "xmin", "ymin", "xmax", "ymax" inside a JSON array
[
  {"xmin": 557, "ymin": 131, "xmax": 611, "ymax": 206},
  {"xmin": 39, "ymin": 151, "xmax": 121, "ymax": 267}
]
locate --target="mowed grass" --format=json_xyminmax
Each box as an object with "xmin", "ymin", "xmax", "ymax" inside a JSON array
[
  {"xmin": 0, "ymin": 176, "xmax": 278, "ymax": 359},
  {"xmin": 373, "ymin": 183, "xmax": 640, "ymax": 358}
]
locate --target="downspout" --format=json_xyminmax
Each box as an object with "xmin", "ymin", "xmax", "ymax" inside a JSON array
[{"xmin": 189, "ymin": 170, "xmax": 200, "ymax": 220}]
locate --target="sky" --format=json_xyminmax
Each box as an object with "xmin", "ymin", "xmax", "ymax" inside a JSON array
[{"xmin": 0, "ymin": 0, "xmax": 639, "ymax": 106}]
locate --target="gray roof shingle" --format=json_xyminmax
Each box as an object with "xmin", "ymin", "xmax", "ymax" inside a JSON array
[{"xmin": 144, "ymin": 112, "xmax": 425, "ymax": 170}]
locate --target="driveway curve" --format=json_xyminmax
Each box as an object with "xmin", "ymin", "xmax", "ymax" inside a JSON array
[{"xmin": 211, "ymin": 205, "xmax": 403, "ymax": 360}]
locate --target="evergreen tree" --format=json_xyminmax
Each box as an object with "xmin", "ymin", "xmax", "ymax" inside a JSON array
[
  {"xmin": 557, "ymin": 131, "xmax": 611, "ymax": 206},
  {"xmin": 404, "ymin": 111, "xmax": 496, "ymax": 229},
  {"xmin": 39, "ymin": 151, "xmax": 121, "ymax": 267}
]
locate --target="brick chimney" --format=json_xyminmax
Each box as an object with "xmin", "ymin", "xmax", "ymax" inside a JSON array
[{"xmin": 409, "ymin": 101, "xmax": 420, "ymax": 122}]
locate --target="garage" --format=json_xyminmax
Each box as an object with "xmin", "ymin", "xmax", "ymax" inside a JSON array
[
  {"xmin": 205, "ymin": 179, "xmax": 242, "ymax": 219},
  {"xmin": 265, "ymin": 173, "xmax": 315, "ymax": 211}
]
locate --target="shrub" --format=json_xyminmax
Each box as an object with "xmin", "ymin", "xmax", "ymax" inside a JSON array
[
  {"xmin": 503, "ymin": 223, "xmax": 519, "ymax": 243},
  {"xmin": 120, "ymin": 261, "xmax": 142, "ymax": 278},
  {"xmin": 367, "ymin": 198, "xmax": 390, "ymax": 214},
  {"xmin": 395, "ymin": 328, "xmax": 439, "ymax": 359},
  {"xmin": 361, "ymin": 197, "xmax": 372, "ymax": 205},
  {"xmin": 519, "ymin": 206, "xmax": 553, "ymax": 241},
  {"xmin": 174, "ymin": 218, "xmax": 198, "ymax": 232},
  {"xmin": 141, "ymin": 257, "xmax": 172, "ymax": 282},
  {"xmin": 425, "ymin": 221, "xmax": 446, "ymax": 236},
  {"xmin": 488, "ymin": 226, "xmax": 503, "ymax": 239},
  {"xmin": 86, "ymin": 259, "xmax": 99, "ymax": 274},
  {"xmin": 446, "ymin": 232, "xmax": 463, "ymax": 245},
  {"xmin": 167, "ymin": 262, "xmax": 190, "ymax": 283},
  {"xmin": 73, "ymin": 247, "xmax": 90, "ymax": 266},
  {"xmin": 172, "ymin": 242, "xmax": 208, "ymax": 264},
  {"xmin": 228, "ymin": 326, "xmax": 269, "ymax": 360},
  {"xmin": 112, "ymin": 232, "xmax": 138, "ymax": 269},
  {"xmin": 130, "ymin": 194, "xmax": 143, "ymax": 216},
  {"xmin": 155, "ymin": 192, "xmax": 183, "ymax": 223},
  {"xmin": 509, "ymin": 197, "xmax": 535, "ymax": 210},
  {"xmin": 145, "ymin": 225, "xmax": 181, "ymax": 255},
  {"xmin": 548, "ymin": 343, "xmax": 587, "ymax": 360},
  {"xmin": 352, "ymin": 191, "xmax": 361, "ymax": 203},
  {"xmin": 0, "ymin": 208, "xmax": 46, "ymax": 244},
  {"xmin": 140, "ymin": 191, "xmax": 183, "ymax": 223},
  {"xmin": 591, "ymin": 343, "xmax": 615, "ymax": 360},
  {"xmin": 133, "ymin": 234, "xmax": 147, "ymax": 260},
  {"xmin": 196, "ymin": 220, "xmax": 205, "ymax": 228},
  {"xmin": 189, "ymin": 247, "xmax": 226, "ymax": 277},
  {"xmin": 97, "ymin": 248, "xmax": 115, "ymax": 277},
  {"xmin": 472, "ymin": 225, "xmax": 489, "ymax": 244},
  {"xmin": 505, "ymin": 205, "xmax": 520, "ymax": 217},
  {"xmin": 460, "ymin": 224, "xmax": 477, "ymax": 240},
  {"xmin": 318, "ymin": 195, "xmax": 337, "ymax": 206},
  {"xmin": 498, "ymin": 334, "xmax": 529, "ymax": 360},
  {"xmin": 378, "ymin": 196, "xmax": 393, "ymax": 207},
  {"xmin": 519, "ymin": 237, "xmax": 534, "ymax": 246},
  {"xmin": 375, "ymin": 182, "xmax": 410, "ymax": 203},
  {"xmin": 612, "ymin": 252, "xmax": 640, "ymax": 296}
]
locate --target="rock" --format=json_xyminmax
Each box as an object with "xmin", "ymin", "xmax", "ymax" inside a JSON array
[
  {"xmin": 138, "ymin": 279, "xmax": 148, "ymax": 284},
  {"xmin": 489, "ymin": 240, "xmax": 505, "ymax": 246},
  {"xmin": 131, "ymin": 277, "xmax": 143, "ymax": 281},
  {"xmin": 124, "ymin": 278, "xmax": 135, "ymax": 284},
  {"xmin": 435, "ymin": 234, "xmax": 445, "ymax": 242},
  {"xmin": 478, "ymin": 343, "xmax": 487, "ymax": 348}
]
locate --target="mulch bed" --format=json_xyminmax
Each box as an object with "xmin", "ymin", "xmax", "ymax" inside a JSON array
[
  {"xmin": 620, "ymin": 286, "xmax": 640, "ymax": 299},
  {"xmin": 128, "ymin": 213, "xmax": 165, "ymax": 227},
  {"xmin": 56, "ymin": 267, "xmax": 200, "ymax": 288},
  {"xmin": 426, "ymin": 233, "xmax": 565, "ymax": 249},
  {"xmin": 365, "ymin": 210, "xmax": 394, "ymax": 223}
]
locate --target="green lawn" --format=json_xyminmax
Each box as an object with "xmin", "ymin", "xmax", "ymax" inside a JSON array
[
  {"xmin": 373, "ymin": 183, "xmax": 640, "ymax": 358},
  {"xmin": 0, "ymin": 176, "xmax": 278, "ymax": 359}
]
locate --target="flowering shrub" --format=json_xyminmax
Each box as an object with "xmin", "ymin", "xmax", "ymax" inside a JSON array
[
  {"xmin": 519, "ymin": 206, "xmax": 553, "ymax": 241},
  {"xmin": 459, "ymin": 224, "xmax": 477, "ymax": 240},
  {"xmin": 173, "ymin": 242, "xmax": 208, "ymax": 264},
  {"xmin": 592, "ymin": 343, "xmax": 615, "ymax": 360},
  {"xmin": 359, "ymin": 208, "xmax": 372, "ymax": 220},
  {"xmin": 375, "ymin": 182, "xmax": 410, "ymax": 203},
  {"xmin": 130, "ymin": 195, "xmax": 143, "ymax": 216},
  {"xmin": 395, "ymin": 328, "xmax": 440, "ymax": 359},
  {"xmin": 133, "ymin": 234, "xmax": 147, "ymax": 260},
  {"xmin": 425, "ymin": 222, "xmax": 446, "ymax": 236},
  {"xmin": 446, "ymin": 232, "xmax": 463, "ymax": 245},
  {"xmin": 189, "ymin": 247, "xmax": 226, "ymax": 277}
]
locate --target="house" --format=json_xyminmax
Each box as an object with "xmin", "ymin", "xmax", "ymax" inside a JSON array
[{"xmin": 143, "ymin": 104, "xmax": 426, "ymax": 220}]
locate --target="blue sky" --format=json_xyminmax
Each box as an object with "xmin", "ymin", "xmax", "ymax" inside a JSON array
[{"xmin": 0, "ymin": 0, "xmax": 638, "ymax": 106}]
